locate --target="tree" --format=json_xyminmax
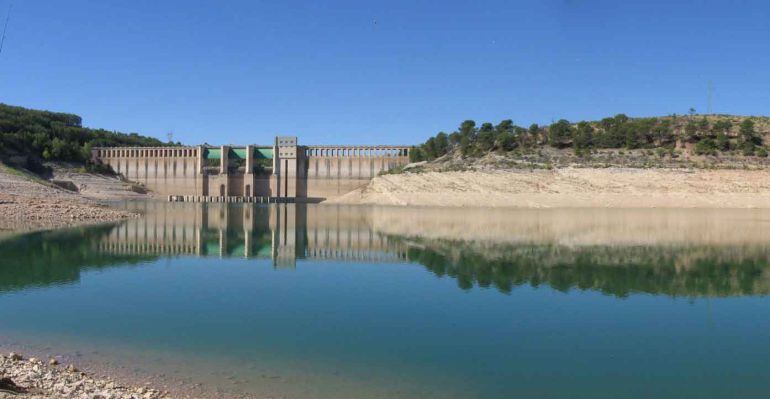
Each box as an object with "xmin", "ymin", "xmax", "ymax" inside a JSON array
[
  {"xmin": 459, "ymin": 120, "xmax": 476, "ymax": 139},
  {"xmin": 739, "ymin": 119, "xmax": 762, "ymax": 155},
  {"xmin": 459, "ymin": 135, "xmax": 472, "ymax": 157},
  {"xmin": 684, "ymin": 120, "xmax": 699, "ymax": 142},
  {"xmin": 434, "ymin": 132, "xmax": 449, "ymax": 157},
  {"xmin": 528, "ymin": 123, "xmax": 539, "ymax": 136},
  {"xmin": 694, "ymin": 138, "xmax": 717, "ymax": 156},
  {"xmin": 652, "ymin": 120, "xmax": 675, "ymax": 147},
  {"xmin": 712, "ymin": 120, "xmax": 732, "ymax": 136},
  {"xmin": 716, "ymin": 131, "xmax": 731, "ymax": 151},
  {"xmin": 423, "ymin": 137, "xmax": 438, "ymax": 159},
  {"xmin": 527, "ymin": 124, "xmax": 540, "ymax": 146},
  {"xmin": 514, "ymin": 126, "xmax": 529, "ymax": 149},
  {"xmin": 548, "ymin": 120, "xmax": 574, "ymax": 148},
  {"xmin": 596, "ymin": 114, "xmax": 628, "ymax": 148},
  {"xmin": 573, "ymin": 121, "xmax": 594, "ymax": 154},
  {"xmin": 740, "ymin": 119, "xmax": 762, "ymax": 145},
  {"xmin": 494, "ymin": 120, "xmax": 516, "ymax": 151},
  {"xmin": 448, "ymin": 132, "xmax": 462, "ymax": 146},
  {"xmin": 697, "ymin": 116, "xmax": 710, "ymax": 137},
  {"xmin": 409, "ymin": 146, "xmax": 425, "ymax": 162},
  {"xmin": 477, "ymin": 123, "xmax": 496, "ymax": 152}
]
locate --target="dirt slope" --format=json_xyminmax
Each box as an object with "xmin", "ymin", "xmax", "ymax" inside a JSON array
[
  {"xmin": 329, "ymin": 168, "xmax": 770, "ymax": 208},
  {"xmin": 0, "ymin": 164, "xmax": 137, "ymax": 234}
]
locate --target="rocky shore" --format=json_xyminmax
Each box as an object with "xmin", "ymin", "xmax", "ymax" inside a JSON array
[
  {"xmin": 0, "ymin": 165, "xmax": 138, "ymax": 234},
  {"xmin": 0, "ymin": 353, "xmax": 166, "ymax": 399}
]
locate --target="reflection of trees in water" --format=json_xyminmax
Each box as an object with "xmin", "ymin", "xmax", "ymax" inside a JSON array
[
  {"xmin": 4, "ymin": 220, "xmax": 770, "ymax": 298},
  {"xmin": 0, "ymin": 226, "xmax": 156, "ymax": 293},
  {"xmin": 401, "ymin": 238, "xmax": 770, "ymax": 297}
]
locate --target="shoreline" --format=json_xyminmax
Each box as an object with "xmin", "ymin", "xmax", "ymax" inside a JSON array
[
  {"xmin": 329, "ymin": 167, "xmax": 770, "ymax": 208},
  {"xmin": 0, "ymin": 340, "xmax": 261, "ymax": 399},
  {"xmin": 0, "ymin": 351, "xmax": 167, "ymax": 399},
  {"xmin": 0, "ymin": 165, "xmax": 139, "ymax": 236}
]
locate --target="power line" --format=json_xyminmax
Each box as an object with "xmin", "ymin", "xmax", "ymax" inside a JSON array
[{"xmin": 0, "ymin": 2, "xmax": 12, "ymax": 57}]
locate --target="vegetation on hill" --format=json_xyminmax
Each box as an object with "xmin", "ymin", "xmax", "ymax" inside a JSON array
[
  {"xmin": 0, "ymin": 103, "xmax": 174, "ymax": 172},
  {"xmin": 408, "ymin": 113, "xmax": 770, "ymax": 165}
]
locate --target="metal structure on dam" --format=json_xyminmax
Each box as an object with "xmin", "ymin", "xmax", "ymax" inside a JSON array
[{"xmin": 92, "ymin": 136, "xmax": 411, "ymax": 200}]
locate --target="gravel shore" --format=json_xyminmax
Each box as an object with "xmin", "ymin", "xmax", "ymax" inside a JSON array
[
  {"xmin": 0, "ymin": 165, "xmax": 138, "ymax": 233},
  {"xmin": 0, "ymin": 353, "xmax": 167, "ymax": 399}
]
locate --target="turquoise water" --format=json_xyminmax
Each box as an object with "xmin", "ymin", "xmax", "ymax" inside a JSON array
[{"xmin": 2, "ymin": 204, "xmax": 770, "ymax": 398}]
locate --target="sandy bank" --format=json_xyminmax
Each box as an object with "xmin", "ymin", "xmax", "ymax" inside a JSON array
[
  {"xmin": 329, "ymin": 168, "xmax": 770, "ymax": 208},
  {"xmin": 0, "ymin": 165, "xmax": 138, "ymax": 234}
]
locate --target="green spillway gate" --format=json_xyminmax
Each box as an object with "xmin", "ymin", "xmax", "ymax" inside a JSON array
[
  {"xmin": 255, "ymin": 148, "xmax": 273, "ymax": 159},
  {"xmin": 202, "ymin": 147, "xmax": 273, "ymax": 160}
]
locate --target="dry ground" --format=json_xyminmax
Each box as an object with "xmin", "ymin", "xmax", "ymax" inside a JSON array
[
  {"xmin": 330, "ymin": 168, "xmax": 770, "ymax": 208},
  {"xmin": 0, "ymin": 164, "xmax": 138, "ymax": 233}
]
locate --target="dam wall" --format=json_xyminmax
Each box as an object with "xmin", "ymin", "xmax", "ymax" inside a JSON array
[
  {"xmin": 93, "ymin": 137, "xmax": 410, "ymax": 200},
  {"xmin": 303, "ymin": 145, "xmax": 408, "ymax": 198}
]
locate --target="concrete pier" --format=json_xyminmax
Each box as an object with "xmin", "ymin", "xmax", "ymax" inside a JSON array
[{"xmin": 167, "ymin": 195, "xmax": 300, "ymax": 204}]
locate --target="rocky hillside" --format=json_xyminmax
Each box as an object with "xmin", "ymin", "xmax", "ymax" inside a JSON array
[{"xmin": 406, "ymin": 114, "xmax": 770, "ymax": 171}]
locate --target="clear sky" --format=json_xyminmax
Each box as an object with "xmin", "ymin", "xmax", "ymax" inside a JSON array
[{"xmin": 0, "ymin": 0, "xmax": 768, "ymax": 145}]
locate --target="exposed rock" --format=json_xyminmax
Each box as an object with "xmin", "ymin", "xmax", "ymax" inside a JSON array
[
  {"xmin": 0, "ymin": 377, "xmax": 28, "ymax": 394},
  {"xmin": 0, "ymin": 352, "xmax": 168, "ymax": 399},
  {"xmin": 0, "ymin": 164, "xmax": 139, "ymax": 233}
]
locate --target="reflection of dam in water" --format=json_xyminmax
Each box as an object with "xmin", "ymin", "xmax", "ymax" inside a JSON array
[
  {"xmin": 4, "ymin": 205, "xmax": 770, "ymax": 297},
  {"xmin": 98, "ymin": 202, "xmax": 408, "ymax": 266}
]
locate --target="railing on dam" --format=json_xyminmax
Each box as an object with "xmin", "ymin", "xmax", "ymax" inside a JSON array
[
  {"xmin": 304, "ymin": 145, "xmax": 410, "ymax": 158},
  {"xmin": 93, "ymin": 145, "xmax": 412, "ymax": 160},
  {"xmin": 93, "ymin": 146, "xmax": 198, "ymax": 159}
]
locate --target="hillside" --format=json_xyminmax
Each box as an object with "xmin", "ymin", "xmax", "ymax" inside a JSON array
[
  {"xmin": 406, "ymin": 114, "xmax": 770, "ymax": 171},
  {"xmin": 0, "ymin": 103, "xmax": 174, "ymax": 173},
  {"xmin": 0, "ymin": 163, "xmax": 137, "ymax": 234},
  {"xmin": 331, "ymin": 168, "xmax": 770, "ymax": 208},
  {"xmin": 333, "ymin": 114, "xmax": 770, "ymax": 208}
]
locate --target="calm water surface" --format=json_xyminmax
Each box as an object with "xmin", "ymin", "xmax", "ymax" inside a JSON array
[{"xmin": 2, "ymin": 203, "xmax": 770, "ymax": 398}]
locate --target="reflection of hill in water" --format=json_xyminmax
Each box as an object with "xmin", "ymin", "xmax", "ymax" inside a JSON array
[
  {"xmin": 0, "ymin": 226, "xmax": 156, "ymax": 293},
  {"xmin": 401, "ymin": 238, "xmax": 770, "ymax": 297},
  {"xmin": 2, "ymin": 203, "xmax": 770, "ymax": 298}
]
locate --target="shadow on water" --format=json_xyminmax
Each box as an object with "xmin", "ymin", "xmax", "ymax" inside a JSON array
[{"xmin": 2, "ymin": 202, "xmax": 770, "ymax": 298}]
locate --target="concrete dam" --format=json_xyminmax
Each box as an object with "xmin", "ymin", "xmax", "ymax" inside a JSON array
[{"xmin": 92, "ymin": 136, "xmax": 411, "ymax": 200}]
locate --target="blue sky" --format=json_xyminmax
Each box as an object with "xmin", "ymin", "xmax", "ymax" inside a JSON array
[{"xmin": 0, "ymin": 0, "xmax": 769, "ymax": 145}]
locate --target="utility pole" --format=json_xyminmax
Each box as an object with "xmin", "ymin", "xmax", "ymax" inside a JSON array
[{"xmin": 707, "ymin": 81, "xmax": 714, "ymax": 115}]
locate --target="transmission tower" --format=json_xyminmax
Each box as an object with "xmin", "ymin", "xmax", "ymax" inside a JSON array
[{"xmin": 0, "ymin": 2, "xmax": 12, "ymax": 57}]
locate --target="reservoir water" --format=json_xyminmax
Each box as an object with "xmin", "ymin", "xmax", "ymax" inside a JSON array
[{"xmin": 2, "ymin": 203, "xmax": 770, "ymax": 398}]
